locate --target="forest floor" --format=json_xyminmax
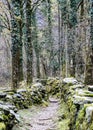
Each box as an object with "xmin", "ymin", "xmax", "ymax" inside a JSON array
[{"xmin": 12, "ymin": 97, "xmax": 59, "ymax": 130}]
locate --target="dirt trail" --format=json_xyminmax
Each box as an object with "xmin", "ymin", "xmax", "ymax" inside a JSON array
[{"xmin": 13, "ymin": 98, "xmax": 59, "ymax": 130}]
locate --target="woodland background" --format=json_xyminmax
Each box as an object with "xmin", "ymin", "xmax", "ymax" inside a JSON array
[{"xmin": 0, "ymin": 0, "xmax": 93, "ymax": 89}]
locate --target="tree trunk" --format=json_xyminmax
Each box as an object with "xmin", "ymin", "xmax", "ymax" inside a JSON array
[
  {"xmin": 32, "ymin": 12, "xmax": 40, "ymax": 78},
  {"xmin": 58, "ymin": 2, "xmax": 61, "ymax": 75},
  {"xmin": 65, "ymin": 24, "xmax": 68, "ymax": 77},
  {"xmin": 11, "ymin": 0, "xmax": 23, "ymax": 89},
  {"xmin": 47, "ymin": 0, "xmax": 53, "ymax": 76},
  {"xmin": 18, "ymin": 5, "xmax": 23, "ymax": 82},
  {"xmin": 25, "ymin": 0, "xmax": 33, "ymax": 85},
  {"xmin": 85, "ymin": 1, "xmax": 93, "ymax": 85},
  {"xmin": 58, "ymin": 1, "xmax": 64, "ymax": 77}
]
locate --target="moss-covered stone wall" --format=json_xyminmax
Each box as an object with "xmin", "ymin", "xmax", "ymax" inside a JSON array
[
  {"xmin": 46, "ymin": 77, "xmax": 93, "ymax": 130},
  {"xmin": 0, "ymin": 82, "xmax": 48, "ymax": 130},
  {"xmin": 60, "ymin": 78, "xmax": 93, "ymax": 130}
]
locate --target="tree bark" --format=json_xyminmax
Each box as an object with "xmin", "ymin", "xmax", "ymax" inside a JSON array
[
  {"xmin": 85, "ymin": 0, "xmax": 93, "ymax": 84},
  {"xmin": 32, "ymin": 12, "xmax": 40, "ymax": 78},
  {"xmin": 47, "ymin": 0, "xmax": 53, "ymax": 76},
  {"xmin": 25, "ymin": 0, "xmax": 33, "ymax": 85},
  {"xmin": 11, "ymin": 0, "xmax": 23, "ymax": 89}
]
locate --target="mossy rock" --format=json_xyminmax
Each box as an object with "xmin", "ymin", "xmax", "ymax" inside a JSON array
[
  {"xmin": 63, "ymin": 77, "xmax": 78, "ymax": 85},
  {"xmin": 75, "ymin": 107, "xmax": 88, "ymax": 130},
  {"xmin": 40, "ymin": 79, "xmax": 47, "ymax": 86},
  {"xmin": 57, "ymin": 100, "xmax": 70, "ymax": 130},
  {"xmin": 0, "ymin": 122, "xmax": 6, "ymax": 130},
  {"xmin": 58, "ymin": 119, "xmax": 70, "ymax": 130},
  {"xmin": 46, "ymin": 77, "xmax": 60, "ymax": 95}
]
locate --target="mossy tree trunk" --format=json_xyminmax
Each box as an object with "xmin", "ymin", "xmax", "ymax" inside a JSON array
[
  {"xmin": 58, "ymin": 1, "xmax": 64, "ymax": 77},
  {"xmin": 11, "ymin": 0, "xmax": 23, "ymax": 89},
  {"xmin": 32, "ymin": 12, "xmax": 40, "ymax": 78},
  {"xmin": 69, "ymin": 0, "xmax": 77, "ymax": 77},
  {"xmin": 25, "ymin": 0, "xmax": 33, "ymax": 85},
  {"xmin": 85, "ymin": 0, "xmax": 93, "ymax": 84},
  {"xmin": 60, "ymin": 0, "xmax": 69, "ymax": 77},
  {"xmin": 47, "ymin": 0, "xmax": 53, "ymax": 76},
  {"xmin": 18, "ymin": 2, "xmax": 24, "ymax": 82}
]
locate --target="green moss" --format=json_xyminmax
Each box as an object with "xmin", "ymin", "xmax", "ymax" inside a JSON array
[
  {"xmin": 58, "ymin": 119, "xmax": 70, "ymax": 130},
  {"xmin": 75, "ymin": 104, "xmax": 93, "ymax": 130},
  {"xmin": 46, "ymin": 78, "xmax": 60, "ymax": 95},
  {"xmin": 7, "ymin": 92, "xmax": 14, "ymax": 95},
  {"xmin": 78, "ymin": 108, "xmax": 85, "ymax": 122},
  {"xmin": 89, "ymin": 122, "xmax": 93, "ymax": 130},
  {"xmin": 57, "ymin": 100, "xmax": 70, "ymax": 130},
  {"xmin": 84, "ymin": 103, "xmax": 93, "ymax": 110},
  {"xmin": 76, "ymin": 108, "xmax": 85, "ymax": 130},
  {"xmin": 2, "ymin": 115, "xmax": 8, "ymax": 121},
  {"xmin": 0, "ymin": 122, "xmax": 6, "ymax": 130},
  {"xmin": 67, "ymin": 83, "xmax": 74, "ymax": 86},
  {"xmin": 84, "ymin": 91, "xmax": 93, "ymax": 97},
  {"xmin": 76, "ymin": 120, "xmax": 88, "ymax": 130},
  {"xmin": 42, "ymin": 100, "xmax": 49, "ymax": 107}
]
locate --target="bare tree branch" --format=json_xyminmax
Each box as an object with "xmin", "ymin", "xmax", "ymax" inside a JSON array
[{"xmin": 31, "ymin": 0, "xmax": 44, "ymax": 12}]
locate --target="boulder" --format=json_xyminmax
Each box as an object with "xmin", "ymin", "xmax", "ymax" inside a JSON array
[
  {"xmin": 31, "ymin": 82, "xmax": 47, "ymax": 103},
  {"xmin": 86, "ymin": 106, "xmax": 93, "ymax": 123},
  {"xmin": 46, "ymin": 77, "xmax": 60, "ymax": 95},
  {"xmin": 73, "ymin": 95, "xmax": 93, "ymax": 105},
  {"xmin": 63, "ymin": 78, "xmax": 78, "ymax": 85}
]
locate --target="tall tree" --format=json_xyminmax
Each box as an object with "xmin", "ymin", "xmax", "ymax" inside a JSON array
[
  {"xmin": 32, "ymin": 11, "xmax": 40, "ymax": 78},
  {"xmin": 47, "ymin": 0, "xmax": 53, "ymax": 76},
  {"xmin": 85, "ymin": 0, "xmax": 93, "ymax": 84},
  {"xmin": 69, "ymin": 0, "xmax": 77, "ymax": 77},
  {"xmin": 11, "ymin": 0, "xmax": 23, "ymax": 89},
  {"xmin": 25, "ymin": 0, "xmax": 33, "ymax": 85},
  {"xmin": 60, "ymin": 0, "xmax": 69, "ymax": 77},
  {"xmin": 58, "ymin": 1, "xmax": 61, "ymax": 75}
]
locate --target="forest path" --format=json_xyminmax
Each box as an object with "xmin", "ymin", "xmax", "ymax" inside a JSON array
[{"xmin": 12, "ymin": 97, "xmax": 59, "ymax": 130}]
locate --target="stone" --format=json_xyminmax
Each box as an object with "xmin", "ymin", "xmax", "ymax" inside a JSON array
[
  {"xmin": 71, "ymin": 84, "xmax": 84, "ymax": 90},
  {"xmin": 0, "ymin": 104, "xmax": 10, "ymax": 112},
  {"xmin": 73, "ymin": 95, "xmax": 93, "ymax": 105},
  {"xmin": 75, "ymin": 89, "xmax": 85, "ymax": 96},
  {"xmin": 9, "ymin": 110, "xmax": 20, "ymax": 122},
  {"xmin": 0, "ymin": 101, "xmax": 16, "ymax": 112},
  {"xmin": 77, "ymin": 89, "xmax": 93, "ymax": 97},
  {"xmin": 0, "ymin": 103, "xmax": 19, "ymax": 123},
  {"xmin": 6, "ymin": 95, "xmax": 13, "ymax": 100},
  {"xmin": 13, "ymin": 94, "xmax": 24, "ymax": 100},
  {"xmin": 6, "ymin": 104, "xmax": 17, "ymax": 112},
  {"xmin": 86, "ymin": 106, "xmax": 93, "ymax": 123},
  {"xmin": 17, "ymin": 89, "xmax": 27, "ymax": 93},
  {"xmin": 32, "ymin": 83, "xmax": 43, "ymax": 89},
  {"xmin": 63, "ymin": 78, "xmax": 78, "ymax": 85},
  {"xmin": 46, "ymin": 77, "xmax": 60, "ymax": 95}
]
